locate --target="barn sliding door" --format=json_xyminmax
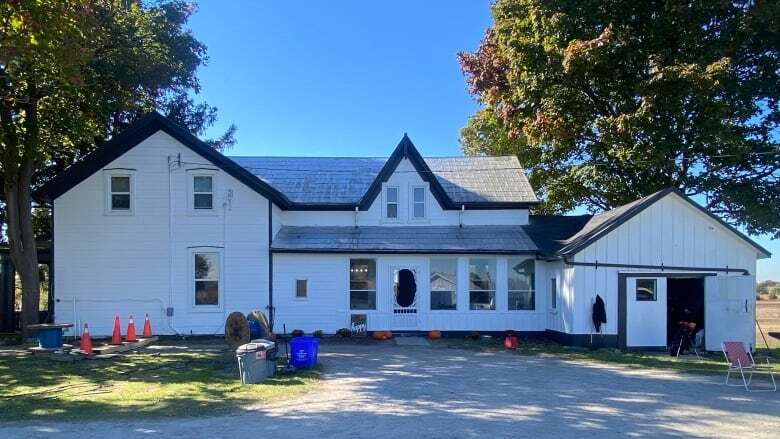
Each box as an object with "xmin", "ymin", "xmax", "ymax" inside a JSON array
[
  {"xmin": 626, "ymin": 277, "xmax": 667, "ymax": 348},
  {"xmin": 704, "ymin": 275, "xmax": 755, "ymax": 351}
]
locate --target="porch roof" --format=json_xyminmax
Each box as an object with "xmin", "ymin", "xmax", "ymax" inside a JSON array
[{"xmin": 270, "ymin": 226, "xmax": 538, "ymax": 254}]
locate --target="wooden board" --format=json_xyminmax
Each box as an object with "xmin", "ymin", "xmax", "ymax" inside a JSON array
[
  {"xmin": 91, "ymin": 337, "xmax": 158, "ymax": 355},
  {"xmin": 28, "ymin": 344, "xmax": 73, "ymax": 355}
]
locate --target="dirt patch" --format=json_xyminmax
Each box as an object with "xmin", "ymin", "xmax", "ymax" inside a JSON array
[{"xmin": 757, "ymin": 300, "xmax": 780, "ymax": 348}]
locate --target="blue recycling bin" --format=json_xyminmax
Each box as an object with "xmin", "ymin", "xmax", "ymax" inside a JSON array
[{"xmin": 289, "ymin": 336, "xmax": 319, "ymax": 368}]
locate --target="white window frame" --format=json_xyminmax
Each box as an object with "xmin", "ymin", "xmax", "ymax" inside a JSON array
[
  {"xmin": 104, "ymin": 169, "xmax": 135, "ymax": 215},
  {"xmin": 187, "ymin": 170, "xmax": 218, "ymax": 215},
  {"xmin": 349, "ymin": 258, "xmax": 377, "ymax": 310},
  {"xmin": 430, "ymin": 257, "xmax": 457, "ymax": 311},
  {"xmin": 190, "ymin": 247, "xmax": 224, "ymax": 312},
  {"xmin": 295, "ymin": 278, "xmax": 308, "ymax": 300},
  {"xmin": 409, "ymin": 185, "xmax": 428, "ymax": 221},
  {"xmin": 383, "ymin": 185, "xmax": 400, "ymax": 222},
  {"xmin": 507, "ymin": 257, "xmax": 536, "ymax": 311},
  {"xmin": 468, "ymin": 258, "xmax": 496, "ymax": 311}
]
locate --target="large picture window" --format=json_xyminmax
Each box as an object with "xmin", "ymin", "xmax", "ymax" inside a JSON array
[
  {"xmin": 508, "ymin": 258, "xmax": 535, "ymax": 310},
  {"xmin": 469, "ymin": 258, "xmax": 495, "ymax": 310},
  {"xmin": 350, "ymin": 259, "xmax": 376, "ymax": 310},
  {"xmin": 194, "ymin": 252, "xmax": 220, "ymax": 306},
  {"xmin": 430, "ymin": 258, "xmax": 457, "ymax": 310}
]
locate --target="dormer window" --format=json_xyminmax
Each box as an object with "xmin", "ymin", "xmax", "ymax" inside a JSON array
[
  {"xmin": 412, "ymin": 186, "xmax": 426, "ymax": 219},
  {"xmin": 385, "ymin": 186, "xmax": 398, "ymax": 219},
  {"xmin": 193, "ymin": 176, "xmax": 213, "ymax": 210}
]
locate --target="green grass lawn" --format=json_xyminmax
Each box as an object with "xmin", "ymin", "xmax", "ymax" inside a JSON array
[
  {"xmin": 447, "ymin": 337, "xmax": 780, "ymax": 374},
  {"xmin": 0, "ymin": 340, "xmax": 320, "ymax": 422}
]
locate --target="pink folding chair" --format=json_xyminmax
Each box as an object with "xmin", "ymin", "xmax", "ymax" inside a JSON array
[{"xmin": 722, "ymin": 341, "xmax": 776, "ymax": 392}]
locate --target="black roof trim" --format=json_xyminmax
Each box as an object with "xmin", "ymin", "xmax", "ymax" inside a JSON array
[
  {"xmin": 557, "ymin": 188, "xmax": 771, "ymax": 258},
  {"xmin": 37, "ymin": 112, "xmax": 292, "ymax": 207},
  {"xmin": 358, "ymin": 134, "xmax": 457, "ymax": 211}
]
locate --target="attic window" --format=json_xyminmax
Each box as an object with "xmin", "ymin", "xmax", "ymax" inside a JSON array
[
  {"xmin": 412, "ymin": 186, "xmax": 426, "ymax": 219},
  {"xmin": 104, "ymin": 170, "xmax": 135, "ymax": 215},
  {"xmin": 386, "ymin": 187, "xmax": 398, "ymax": 219},
  {"xmin": 110, "ymin": 176, "xmax": 131, "ymax": 211},
  {"xmin": 193, "ymin": 176, "xmax": 213, "ymax": 209}
]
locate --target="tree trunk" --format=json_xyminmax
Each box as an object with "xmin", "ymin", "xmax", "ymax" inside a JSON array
[{"xmin": 4, "ymin": 160, "xmax": 40, "ymax": 337}]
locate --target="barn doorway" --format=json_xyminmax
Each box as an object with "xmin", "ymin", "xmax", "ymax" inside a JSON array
[{"xmin": 666, "ymin": 277, "xmax": 705, "ymax": 350}]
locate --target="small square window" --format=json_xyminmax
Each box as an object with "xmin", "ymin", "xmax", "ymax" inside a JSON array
[
  {"xmin": 296, "ymin": 279, "xmax": 308, "ymax": 298},
  {"xmin": 636, "ymin": 279, "xmax": 657, "ymax": 301}
]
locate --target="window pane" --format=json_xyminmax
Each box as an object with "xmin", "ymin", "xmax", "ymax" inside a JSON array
[
  {"xmin": 194, "ymin": 194, "xmax": 213, "ymax": 209},
  {"xmin": 296, "ymin": 279, "xmax": 307, "ymax": 298},
  {"xmin": 195, "ymin": 281, "xmax": 219, "ymax": 305},
  {"xmin": 413, "ymin": 202, "xmax": 425, "ymax": 218},
  {"xmin": 413, "ymin": 187, "xmax": 425, "ymax": 203},
  {"xmin": 349, "ymin": 259, "xmax": 376, "ymax": 290},
  {"xmin": 469, "ymin": 291, "xmax": 495, "ymax": 310},
  {"xmin": 350, "ymin": 290, "xmax": 376, "ymax": 310},
  {"xmin": 469, "ymin": 258, "xmax": 495, "ymax": 291},
  {"xmin": 387, "ymin": 203, "xmax": 397, "ymax": 218},
  {"xmin": 194, "ymin": 176, "xmax": 212, "ymax": 192},
  {"xmin": 386, "ymin": 187, "xmax": 398, "ymax": 203},
  {"xmin": 195, "ymin": 253, "xmax": 219, "ymax": 280},
  {"xmin": 636, "ymin": 279, "xmax": 656, "ymax": 301},
  {"xmin": 550, "ymin": 279, "xmax": 557, "ymax": 309},
  {"xmin": 431, "ymin": 291, "xmax": 456, "ymax": 310},
  {"xmin": 509, "ymin": 291, "xmax": 534, "ymax": 310},
  {"xmin": 508, "ymin": 258, "xmax": 535, "ymax": 291},
  {"xmin": 111, "ymin": 194, "xmax": 131, "ymax": 210},
  {"xmin": 111, "ymin": 176, "xmax": 130, "ymax": 192},
  {"xmin": 430, "ymin": 259, "xmax": 457, "ymax": 291}
]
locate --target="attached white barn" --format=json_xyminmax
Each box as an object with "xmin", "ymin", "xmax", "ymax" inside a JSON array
[{"xmin": 39, "ymin": 113, "xmax": 770, "ymax": 351}]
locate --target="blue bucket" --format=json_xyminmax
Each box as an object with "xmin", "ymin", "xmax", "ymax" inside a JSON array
[{"xmin": 289, "ymin": 336, "xmax": 319, "ymax": 368}]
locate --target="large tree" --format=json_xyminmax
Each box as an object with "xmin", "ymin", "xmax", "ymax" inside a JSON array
[
  {"xmin": 459, "ymin": 0, "xmax": 780, "ymax": 237},
  {"xmin": 0, "ymin": 0, "xmax": 235, "ymax": 333}
]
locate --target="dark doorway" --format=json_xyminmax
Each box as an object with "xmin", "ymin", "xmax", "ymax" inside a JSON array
[
  {"xmin": 666, "ymin": 277, "xmax": 705, "ymax": 347},
  {"xmin": 395, "ymin": 269, "xmax": 417, "ymax": 308}
]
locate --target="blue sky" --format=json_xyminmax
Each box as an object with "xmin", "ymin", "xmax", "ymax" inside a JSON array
[{"xmin": 187, "ymin": 1, "xmax": 778, "ymax": 281}]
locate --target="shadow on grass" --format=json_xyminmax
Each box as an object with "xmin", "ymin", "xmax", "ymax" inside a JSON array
[{"xmin": 0, "ymin": 342, "xmax": 321, "ymax": 422}]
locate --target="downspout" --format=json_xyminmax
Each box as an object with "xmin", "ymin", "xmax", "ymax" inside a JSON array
[
  {"xmin": 49, "ymin": 202, "xmax": 55, "ymax": 325},
  {"xmin": 268, "ymin": 201, "xmax": 274, "ymax": 330},
  {"xmin": 166, "ymin": 155, "xmax": 183, "ymax": 336},
  {"xmin": 459, "ymin": 204, "xmax": 465, "ymax": 228}
]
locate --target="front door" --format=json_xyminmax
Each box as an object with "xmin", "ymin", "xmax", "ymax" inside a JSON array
[
  {"xmin": 391, "ymin": 266, "xmax": 419, "ymax": 329},
  {"xmin": 626, "ymin": 276, "xmax": 667, "ymax": 347}
]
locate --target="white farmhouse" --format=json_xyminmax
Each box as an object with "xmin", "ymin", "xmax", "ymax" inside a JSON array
[{"xmin": 39, "ymin": 113, "xmax": 770, "ymax": 350}]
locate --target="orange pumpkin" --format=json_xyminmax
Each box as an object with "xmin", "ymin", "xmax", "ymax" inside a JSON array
[{"xmin": 428, "ymin": 330, "xmax": 442, "ymax": 340}]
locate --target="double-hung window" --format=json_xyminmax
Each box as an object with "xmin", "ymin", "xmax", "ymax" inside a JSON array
[
  {"xmin": 105, "ymin": 170, "xmax": 134, "ymax": 214},
  {"xmin": 193, "ymin": 176, "xmax": 214, "ymax": 210},
  {"xmin": 350, "ymin": 259, "xmax": 376, "ymax": 310},
  {"xmin": 385, "ymin": 187, "xmax": 398, "ymax": 219},
  {"xmin": 508, "ymin": 258, "xmax": 535, "ymax": 310},
  {"xmin": 194, "ymin": 252, "xmax": 220, "ymax": 306},
  {"xmin": 469, "ymin": 258, "xmax": 496, "ymax": 310},
  {"xmin": 412, "ymin": 186, "xmax": 426, "ymax": 219},
  {"xmin": 430, "ymin": 258, "xmax": 457, "ymax": 310}
]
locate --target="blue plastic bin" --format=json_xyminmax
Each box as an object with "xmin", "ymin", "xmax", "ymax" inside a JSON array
[{"xmin": 289, "ymin": 336, "xmax": 319, "ymax": 368}]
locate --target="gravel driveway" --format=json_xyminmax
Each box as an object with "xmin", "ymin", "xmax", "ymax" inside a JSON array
[{"xmin": 4, "ymin": 341, "xmax": 779, "ymax": 438}]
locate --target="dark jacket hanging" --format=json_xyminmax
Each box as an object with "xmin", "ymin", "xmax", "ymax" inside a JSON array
[{"xmin": 592, "ymin": 294, "xmax": 607, "ymax": 333}]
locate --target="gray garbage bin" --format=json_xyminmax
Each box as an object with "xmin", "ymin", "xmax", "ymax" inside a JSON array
[{"xmin": 236, "ymin": 339, "xmax": 277, "ymax": 384}]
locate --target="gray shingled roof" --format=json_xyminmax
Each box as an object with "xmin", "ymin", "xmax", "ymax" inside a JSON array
[
  {"xmin": 271, "ymin": 226, "xmax": 538, "ymax": 254},
  {"xmin": 524, "ymin": 215, "xmax": 594, "ymax": 256},
  {"xmin": 229, "ymin": 156, "xmax": 536, "ymax": 205}
]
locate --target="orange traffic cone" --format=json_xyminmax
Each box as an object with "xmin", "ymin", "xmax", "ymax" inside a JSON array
[
  {"xmin": 80, "ymin": 323, "xmax": 93, "ymax": 355},
  {"xmin": 125, "ymin": 315, "xmax": 138, "ymax": 342},
  {"xmin": 110, "ymin": 315, "xmax": 122, "ymax": 345},
  {"xmin": 142, "ymin": 313, "xmax": 152, "ymax": 338}
]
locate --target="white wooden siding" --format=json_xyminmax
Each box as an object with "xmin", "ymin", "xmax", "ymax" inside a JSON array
[
  {"xmin": 568, "ymin": 193, "xmax": 759, "ymax": 336},
  {"xmin": 273, "ymin": 253, "xmax": 547, "ymax": 333},
  {"xmin": 54, "ymin": 131, "xmax": 270, "ymax": 336}
]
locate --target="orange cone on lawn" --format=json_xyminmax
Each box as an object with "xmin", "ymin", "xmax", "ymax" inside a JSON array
[
  {"xmin": 125, "ymin": 315, "xmax": 138, "ymax": 342},
  {"xmin": 142, "ymin": 313, "xmax": 153, "ymax": 338},
  {"xmin": 80, "ymin": 323, "xmax": 93, "ymax": 354},
  {"xmin": 110, "ymin": 314, "xmax": 122, "ymax": 345}
]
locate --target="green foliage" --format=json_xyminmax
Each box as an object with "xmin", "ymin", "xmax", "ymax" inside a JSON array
[{"xmin": 459, "ymin": 0, "xmax": 780, "ymax": 235}]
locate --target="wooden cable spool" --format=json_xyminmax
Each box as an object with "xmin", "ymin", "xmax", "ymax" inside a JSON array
[{"xmin": 225, "ymin": 311, "xmax": 250, "ymax": 349}]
